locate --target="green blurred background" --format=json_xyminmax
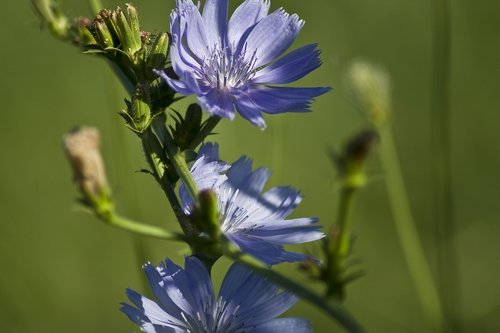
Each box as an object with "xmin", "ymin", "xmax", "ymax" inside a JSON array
[{"xmin": 1, "ymin": 0, "xmax": 499, "ymax": 332}]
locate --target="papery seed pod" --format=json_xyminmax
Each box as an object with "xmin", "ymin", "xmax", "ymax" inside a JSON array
[{"xmin": 63, "ymin": 127, "xmax": 108, "ymax": 200}]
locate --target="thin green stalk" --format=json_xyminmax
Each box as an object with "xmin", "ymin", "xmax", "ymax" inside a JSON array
[
  {"xmin": 153, "ymin": 120, "xmax": 199, "ymax": 202},
  {"xmin": 225, "ymin": 248, "xmax": 365, "ymax": 333},
  {"xmin": 379, "ymin": 126, "xmax": 445, "ymax": 333},
  {"xmin": 431, "ymin": 0, "xmax": 460, "ymax": 331},
  {"xmin": 326, "ymin": 187, "xmax": 356, "ymax": 299},
  {"xmin": 89, "ymin": 0, "xmax": 104, "ymax": 14},
  {"xmin": 141, "ymin": 129, "xmax": 193, "ymax": 236},
  {"xmin": 105, "ymin": 214, "xmax": 186, "ymax": 241}
]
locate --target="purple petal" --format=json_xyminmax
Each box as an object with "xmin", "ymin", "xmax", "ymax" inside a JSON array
[
  {"xmin": 184, "ymin": 257, "xmax": 215, "ymax": 310},
  {"xmin": 252, "ymin": 44, "xmax": 322, "ymax": 84},
  {"xmin": 247, "ymin": 224, "xmax": 324, "ymax": 244},
  {"xmin": 142, "ymin": 264, "xmax": 184, "ymax": 323},
  {"xmin": 243, "ymin": 86, "xmax": 331, "ymax": 114},
  {"xmin": 202, "ymin": 0, "xmax": 229, "ymax": 46},
  {"xmin": 155, "ymin": 69, "xmax": 194, "ymax": 95},
  {"xmin": 226, "ymin": 0, "xmax": 270, "ymax": 48},
  {"xmin": 197, "ymin": 88, "xmax": 235, "ymax": 119},
  {"xmin": 124, "ymin": 289, "xmax": 173, "ymax": 326},
  {"xmin": 181, "ymin": 2, "xmax": 210, "ymax": 58},
  {"xmin": 225, "ymin": 160, "xmax": 270, "ymax": 195},
  {"xmin": 234, "ymin": 96, "xmax": 267, "ymax": 128},
  {"xmin": 244, "ymin": 9, "xmax": 304, "ymax": 67},
  {"xmin": 227, "ymin": 234, "xmax": 286, "ymax": 265}
]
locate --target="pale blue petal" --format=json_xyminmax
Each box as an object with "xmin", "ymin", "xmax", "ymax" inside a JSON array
[
  {"xmin": 234, "ymin": 97, "xmax": 267, "ymax": 128},
  {"xmin": 252, "ymin": 44, "xmax": 322, "ymax": 84},
  {"xmin": 155, "ymin": 69, "xmax": 195, "ymax": 95},
  {"xmin": 197, "ymin": 88, "xmax": 236, "ymax": 119},
  {"xmin": 179, "ymin": 143, "xmax": 228, "ymax": 212},
  {"xmin": 202, "ymin": 0, "xmax": 229, "ymax": 46},
  {"xmin": 124, "ymin": 289, "xmax": 175, "ymax": 326},
  {"xmin": 248, "ymin": 224, "xmax": 324, "ymax": 244},
  {"xmin": 142, "ymin": 264, "xmax": 184, "ymax": 323},
  {"xmin": 181, "ymin": 2, "xmax": 210, "ymax": 58},
  {"xmin": 184, "ymin": 256, "xmax": 215, "ymax": 319},
  {"xmin": 244, "ymin": 9, "xmax": 303, "ymax": 67},
  {"xmin": 227, "ymin": 234, "xmax": 286, "ymax": 265},
  {"xmin": 226, "ymin": 0, "xmax": 270, "ymax": 48},
  {"xmin": 227, "ymin": 167, "xmax": 271, "ymax": 197}
]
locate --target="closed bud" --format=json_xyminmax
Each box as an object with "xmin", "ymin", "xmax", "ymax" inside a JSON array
[
  {"xmin": 92, "ymin": 16, "xmax": 115, "ymax": 49},
  {"xmin": 120, "ymin": 85, "xmax": 152, "ymax": 133},
  {"xmin": 339, "ymin": 129, "xmax": 379, "ymax": 190},
  {"xmin": 195, "ymin": 189, "xmax": 220, "ymax": 240},
  {"xmin": 63, "ymin": 127, "xmax": 108, "ymax": 202},
  {"xmin": 73, "ymin": 17, "xmax": 96, "ymax": 46},
  {"xmin": 112, "ymin": 7, "xmax": 141, "ymax": 56},
  {"xmin": 147, "ymin": 32, "xmax": 169, "ymax": 69}
]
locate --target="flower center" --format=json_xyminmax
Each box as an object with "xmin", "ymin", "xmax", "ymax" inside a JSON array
[{"xmin": 200, "ymin": 45, "xmax": 258, "ymax": 90}]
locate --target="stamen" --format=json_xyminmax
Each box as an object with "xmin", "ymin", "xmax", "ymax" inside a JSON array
[{"xmin": 200, "ymin": 45, "xmax": 258, "ymax": 90}]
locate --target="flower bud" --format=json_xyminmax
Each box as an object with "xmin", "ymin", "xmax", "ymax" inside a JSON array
[
  {"xmin": 111, "ymin": 7, "xmax": 141, "ymax": 56},
  {"xmin": 147, "ymin": 32, "xmax": 169, "ymax": 69},
  {"xmin": 194, "ymin": 189, "xmax": 220, "ymax": 240},
  {"xmin": 120, "ymin": 85, "xmax": 152, "ymax": 133},
  {"xmin": 73, "ymin": 17, "xmax": 97, "ymax": 46},
  {"xmin": 63, "ymin": 127, "xmax": 108, "ymax": 201},
  {"xmin": 94, "ymin": 18, "xmax": 115, "ymax": 48}
]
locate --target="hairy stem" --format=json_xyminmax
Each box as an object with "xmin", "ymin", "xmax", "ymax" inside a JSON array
[
  {"xmin": 153, "ymin": 120, "xmax": 199, "ymax": 203},
  {"xmin": 141, "ymin": 129, "xmax": 194, "ymax": 236},
  {"xmin": 325, "ymin": 187, "xmax": 356, "ymax": 299}
]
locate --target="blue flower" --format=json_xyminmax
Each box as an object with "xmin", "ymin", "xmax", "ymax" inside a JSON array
[
  {"xmin": 180, "ymin": 143, "xmax": 324, "ymax": 265},
  {"xmin": 158, "ymin": 0, "xmax": 331, "ymax": 128},
  {"xmin": 121, "ymin": 256, "xmax": 312, "ymax": 332}
]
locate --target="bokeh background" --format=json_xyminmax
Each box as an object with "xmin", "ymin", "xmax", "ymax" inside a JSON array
[{"xmin": 1, "ymin": 0, "xmax": 499, "ymax": 332}]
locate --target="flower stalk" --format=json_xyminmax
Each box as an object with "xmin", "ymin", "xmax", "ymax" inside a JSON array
[{"xmin": 324, "ymin": 129, "xmax": 378, "ymax": 300}]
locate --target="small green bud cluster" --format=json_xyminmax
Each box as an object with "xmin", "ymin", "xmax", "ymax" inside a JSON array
[{"xmin": 85, "ymin": 6, "xmax": 170, "ymax": 85}]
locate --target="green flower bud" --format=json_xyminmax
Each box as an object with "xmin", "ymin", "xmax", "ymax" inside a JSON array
[
  {"xmin": 120, "ymin": 85, "xmax": 152, "ymax": 133},
  {"xmin": 195, "ymin": 189, "xmax": 221, "ymax": 240},
  {"xmin": 111, "ymin": 7, "xmax": 141, "ymax": 57},
  {"xmin": 73, "ymin": 17, "xmax": 97, "ymax": 46},
  {"xmin": 92, "ymin": 18, "xmax": 115, "ymax": 49},
  {"xmin": 147, "ymin": 32, "xmax": 169, "ymax": 70}
]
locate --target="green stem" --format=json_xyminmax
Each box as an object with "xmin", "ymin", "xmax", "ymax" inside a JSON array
[
  {"xmin": 379, "ymin": 126, "xmax": 445, "ymax": 332},
  {"xmin": 141, "ymin": 129, "xmax": 193, "ymax": 236},
  {"xmin": 225, "ymin": 248, "xmax": 365, "ymax": 333},
  {"xmin": 431, "ymin": 0, "xmax": 459, "ymax": 331},
  {"xmin": 325, "ymin": 187, "xmax": 356, "ymax": 299},
  {"xmin": 96, "ymin": 210, "xmax": 185, "ymax": 241},
  {"xmin": 89, "ymin": 0, "xmax": 104, "ymax": 14},
  {"xmin": 187, "ymin": 116, "xmax": 221, "ymax": 150},
  {"xmin": 153, "ymin": 120, "xmax": 199, "ymax": 202}
]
